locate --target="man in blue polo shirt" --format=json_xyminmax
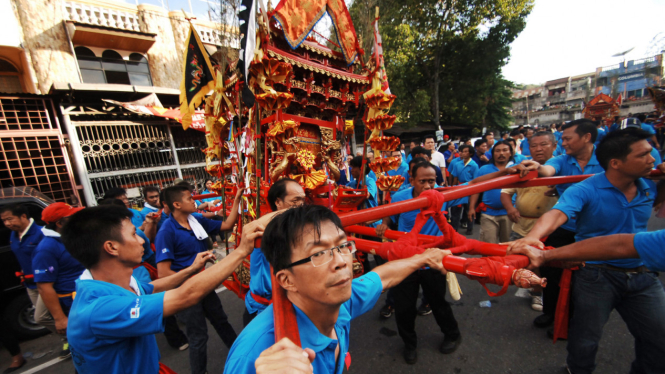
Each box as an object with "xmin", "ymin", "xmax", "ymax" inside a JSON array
[
  {"xmin": 520, "ymin": 127, "xmax": 534, "ymax": 159},
  {"xmin": 63, "ymin": 205, "xmax": 267, "ymax": 374},
  {"xmin": 468, "ymin": 140, "xmax": 515, "ymax": 244},
  {"xmin": 346, "ymin": 156, "xmax": 378, "ymax": 211},
  {"xmin": 140, "ymin": 186, "xmax": 168, "ymax": 232},
  {"xmin": 519, "ymin": 118, "xmax": 605, "ymax": 331},
  {"xmin": 449, "ymin": 145, "xmax": 479, "ymax": 234},
  {"xmin": 32, "ymin": 202, "xmax": 85, "ymax": 359},
  {"xmin": 1, "ymin": 205, "xmax": 44, "ymax": 314},
  {"xmin": 155, "ymin": 185, "xmax": 242, "ymax": 374},
  {"xmin": 472, "ymin": 139, "xmax": 490, "ymax": 168},
  {"xmin": 374, "ymin": 161, "xmax": 463, "ymax": 364},
  {"xmin": 510, "ymin": 128, "xmax": 665, "ymax": 374},
  {"xmin": 224, "ymin": 204, "xmax": 450, "ymax": 373},
  {"xmin": 244, "ymin": 178, "xmax": 305, "ymax": 326}
]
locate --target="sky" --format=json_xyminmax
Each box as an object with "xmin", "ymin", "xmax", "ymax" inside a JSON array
[{"xmin": 502, "ymin": 0, "xmax": 665, "ymax": 85}]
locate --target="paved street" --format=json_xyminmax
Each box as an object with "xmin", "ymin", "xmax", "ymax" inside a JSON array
[{"xmin": 3, "ymin": 214, "xmax": 664, "ymax": 374}]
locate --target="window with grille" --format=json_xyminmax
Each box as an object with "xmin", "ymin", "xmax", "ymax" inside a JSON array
[
  {"xmin": 0, "ymin": 135, "xmax": 76, "ymax": 203},
  {"xmin": 75, "ymin": 47, "xmax": 153, "ymax": 86},
  {"xmin": 0, "ymin": 59, "xmax": 23, "ymax": 94}
]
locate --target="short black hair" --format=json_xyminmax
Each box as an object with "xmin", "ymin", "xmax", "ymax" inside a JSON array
[
  {"xmin": 409, "ymin": 157, "xmax": 426, "ymax": 169},
  {"xmin": 510, "ymin": 129, "xmax": 521, "ymax": 137},
  {"xmin": 98, "ymin": 198, "xmax": 128, "ymax": 208},
  {"xmin": 143, "ymin": 186, "xmax": 159, "ymax": 198},
  {"xmin": 458, "ymin": 144, "xmax": 473, "ymax": 155},
  {"xmin": 411, "ymin": 160, "xmax": 436, "ymax": 178},
  {"xmin": 261, "ymin": 204, "xmax": 343, "ymax": 274},
  {"xmin": 505, "ymin": 138, "xmax": 517, "ymax": 149},
  {"xmin": 482, "ymin": 133, "xmax": 494, "ymax": 140},
  {"xmin": 176, "ymin": 181, "xmax": 195, "ymax": 193},
  {"xmin": 596, "ymin": 127, "xmax": 652, "ymax": 170},
  {"xmin": 103, "ymin": 187, "xmax": 127, "ymax": 200},
  {"xmin": 562, "ymin": 119, "xmax": 598, "ymax": 143},
  {"xmin": 531, "ymin": 131, "xmax": 556, "ymax": 145},
  {"xmin": 349, "ymin": 156, "xmax": 370, "ymax": 175},
  {"xmin": 61, "ymin": 205, "xmax": 132, "ymax": 269},
  {"xmin": 490, "ymin": 140, "xmax": 514, "ymax": 164},
  {"xmin": 0, "ymin": 204, "xmax": 30, "ymax": 219},
  {"xmin": 267, "ymin": 178, "xmax": 297, "ymax": 212},
  {"xmin": 410, "ymin": 146, "xmax": 431, "ymax": 158},
  {"xmin": 637, "ymin": 114, "xmax": 647, "ymax": 122},
  {"xmin": 424, "ymin": 135, "xmax": 436, "ymax": 142},
  {"xmin": 474, "ymin": 138, "xmax": 488, "ymax": 148},
  {"xmin": 163, "ymin": 186, "xmax": 190, "ymax": 211}
]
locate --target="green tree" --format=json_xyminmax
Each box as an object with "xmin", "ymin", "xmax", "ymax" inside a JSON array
[{"xmin": 349, "ymin": 0, "xmax": 533, "ymax": 130}]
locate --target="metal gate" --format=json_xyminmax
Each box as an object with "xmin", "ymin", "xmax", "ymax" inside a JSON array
[{"xmin": 66, "ymin": 117, "xmax": 210, "ymax": 207}]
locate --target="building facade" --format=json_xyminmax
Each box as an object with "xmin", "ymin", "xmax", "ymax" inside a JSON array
[
  {"xmin": 511, "ymin": 54, "xmax": 664, "ymax": 127},
  {"xmin": 0, "ymin": 0, "xmax": 235, "ymax": 206}
]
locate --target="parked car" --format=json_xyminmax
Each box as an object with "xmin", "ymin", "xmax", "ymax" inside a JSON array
[{"xmin": 0, "ymin": 187, "xmax": 54, "ymax": 339}]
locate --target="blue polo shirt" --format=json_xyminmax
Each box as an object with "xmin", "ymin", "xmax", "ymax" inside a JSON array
[
  {"xmin": 346, "ymin": 174, "xmax": 378, "ymax": 221},
  {"xmin": 224, "ymin": 271, "xmax": 383, "ymax": 374},
  {"xmin": 472, "ymin": 153, "xmax": 489, "ymax": 168},
  {"xmin": 68, "ymin": 273, "xmax": 164, "ymax": 374},
  {"xmin": 474, "ymin": 164, "xmax": 508, "ymax": 216},
  {"xmin": 9, "ymin": 221, "xmax": 44, "ymax": 289},
  {"xmin": 641, "ymin": 123, "xmax": 656, "ymax": 135},
  {"xmin": 140, "ymin": 205, "xmax": 168, "ymax": 231},
  {"xmin": 634, "ymin": 230, "xmax": 665, "ymax": 272},
  {"xmin": 451, "ymin": 159, "xmax": 478, "ymax": 183},
  {"xmin": 154, "ymin": 215, "xmax": 221, "ymax": 271},
  {"xmin": 32, "ymin": 230, "xmax": 85, "ymax": 308},
  {"xmin": 594, "ymin": 127, "xmax": 607, "ymax": 146},
  {"xmin": 552, "ymin": 173, "xmax": 654, "ymax": 268},
  {"xmin": 129, "ymin": 208, "xmax": 144, "ymax": 228},
  {"xmin": 390, "ymin": 187, "xmax": 467, "ymax": 235},
  {"xmin": 513, "ymin": 153, "xmax": 528, "ymax": 165},
  {"xmin": 136, "ymin": 228, "xmax": 155, "ymax": 266},
  {"xmin": 544, "ymin": 150, "xmax": 605, "ymax": 231},
  {"xmin": 245, "ymin": 247, "xmax": 271, "ymax": 315},
  {"xmin": 521, "ymin": 139, "xmax": 531, "ymax": 157}
]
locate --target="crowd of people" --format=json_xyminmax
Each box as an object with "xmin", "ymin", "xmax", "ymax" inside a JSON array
[{"xmin": 2, "ymin": 117, "xmax": 665, "ymax": 374}]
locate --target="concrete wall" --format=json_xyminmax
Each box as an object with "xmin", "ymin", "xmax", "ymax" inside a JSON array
[{"xmin": 12, "ymin": 0, "xmax": 80, "ymax": 94}]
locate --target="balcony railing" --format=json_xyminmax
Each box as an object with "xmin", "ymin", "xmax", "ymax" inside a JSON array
[{"xmin": 63, "ymin": 1, "xmax": 140, "ymax": 32}]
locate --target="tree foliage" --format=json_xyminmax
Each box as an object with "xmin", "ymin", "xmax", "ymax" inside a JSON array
[{"xmin": 349, "ymin": 0, "xmax": 533, "ymax": 130}]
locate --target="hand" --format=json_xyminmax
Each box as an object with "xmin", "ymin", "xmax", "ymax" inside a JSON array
[
  {"xmin": 505, "ymin": 242, "xmax": 546, "ymax": 268},
  {"xmin": 520, "ymin": 160, "xmax": 541, "ymax": 171},
  {"xmin": 255, "ymin": 338, "xmax": 315, "ymax": 374},
  {"xmin": 419, "ymin": 248, "xmax": 451, "ymax": 274},
  {"xmin": 375, "ymin": 223, "xmax": 389, "ymax": 238},
  {"xmin": 658, "ymin": 163, "xmax": 665, "ymax": 174},
  {"xmin": 213, "ymin": 199, "xmax": 222, "ymax": 205},
  {"xmin": 191, "ymin": 251, "xmax": 216, "ymax": 271},
  {"xmin": 147, "ymin": 212, "xmax": 161, "ymax": 223},
  {"xmin": 55, "ymin": 316, "xmax": 68, "ymax": 335},
  {"xmin": 507, "ymin": 207, "xmax": 521, "ymax": 223},
  {"xmin": 504, "ymin": 237, "xmax": 544, "ymax": 255},
  {"xmin": 467, "ymin": 209, "xmax": 476, "ymax": 222},
  {"xmin": 237, "ymin": 219, "xmax": 266, "ymax": 256},
  {"xmin": 235, "ymin": 187, "xmax": 244, "ymax": 201},
  {"xmin": 506, "ymin": 164, "xmax": 530, "ymax": 178},
  {"xmin": 480, "ymin": 155, "xmax": 489, "ymax": 162}
]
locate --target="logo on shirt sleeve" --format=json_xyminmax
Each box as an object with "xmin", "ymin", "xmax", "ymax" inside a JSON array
[
  {"xmin": 130, "ymin": 298, "xmax": 141, "ymax": 319},
  {"xmin": 161, "ymin": 248, "xmax": 169, "ymax": 254}
]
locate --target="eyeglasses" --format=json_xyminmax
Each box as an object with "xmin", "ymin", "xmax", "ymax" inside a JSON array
[{"xmin": 285, "ymin": 241, "xmax": 357, "ymax": 268}]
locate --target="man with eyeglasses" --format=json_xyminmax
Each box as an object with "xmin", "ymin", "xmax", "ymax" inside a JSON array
[{"xmin": 224, "ymin": 204, "xmax": 451, "ymax": 374}]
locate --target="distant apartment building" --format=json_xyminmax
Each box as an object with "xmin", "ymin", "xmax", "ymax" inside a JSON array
[{"xmin": 511, "ymin": 54, "xmax": 663, "ymax": 127}]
